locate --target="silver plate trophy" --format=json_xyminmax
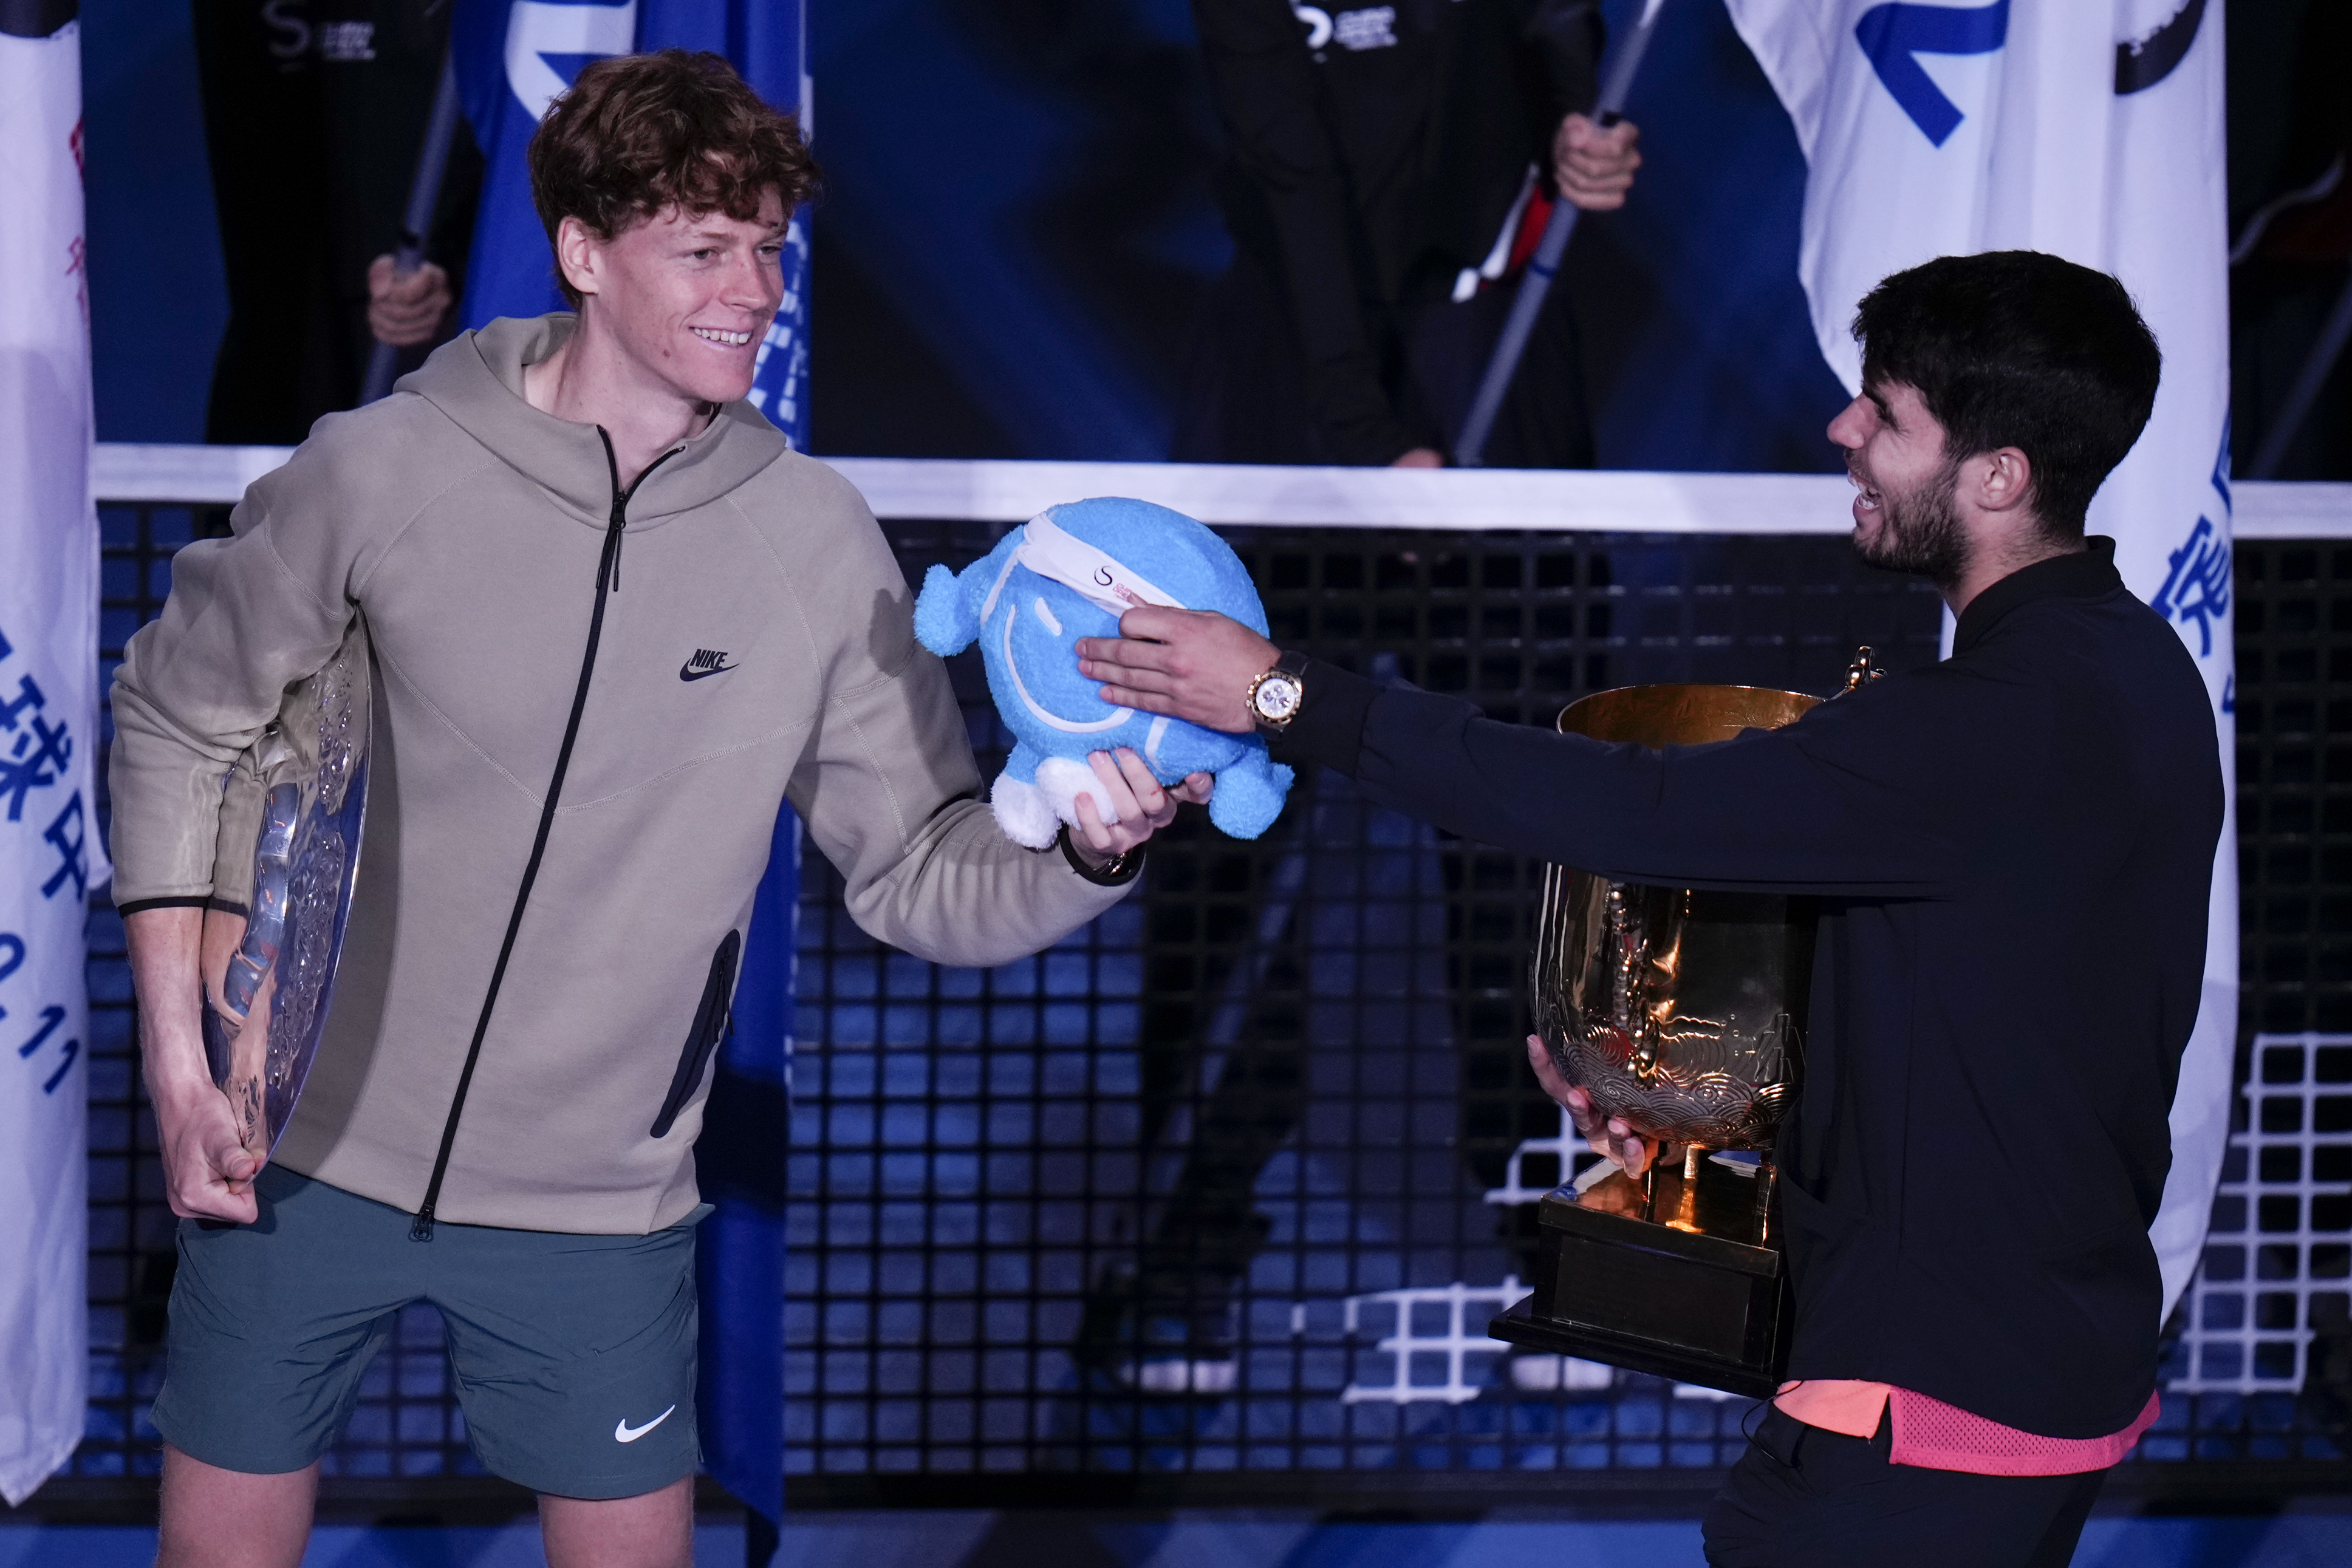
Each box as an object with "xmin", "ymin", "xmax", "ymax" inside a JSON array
[{"xmin": 200, "ymin": 621, "xmax": 371, "ymax": 1157}]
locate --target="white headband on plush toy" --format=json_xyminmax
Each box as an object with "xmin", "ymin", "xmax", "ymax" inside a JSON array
[{"xmin": 1010, "ymin": 512, "xmax": 1190, "ymax": 618}]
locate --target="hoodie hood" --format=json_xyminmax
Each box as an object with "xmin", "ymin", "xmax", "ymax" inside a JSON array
[{"xmin": 398, "ymin": 313, "xmax": 790, "ymax": 527}]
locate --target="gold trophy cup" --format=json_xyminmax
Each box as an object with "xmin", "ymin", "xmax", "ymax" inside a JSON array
[{"xmin": 1488, "ymin": 669, "xmax": 1866, "ymax": 1396}]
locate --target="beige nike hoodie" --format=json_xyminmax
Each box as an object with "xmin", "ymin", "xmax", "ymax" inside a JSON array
[{"xmin": 109, "ymin": 314, "xmax": 1127, "ymax": 1233}]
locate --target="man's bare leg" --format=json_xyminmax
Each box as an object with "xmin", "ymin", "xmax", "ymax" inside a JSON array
[
  {"xmin": 155, "ymin": 1444, "xmax": 316, "ymax": 1568},
  {"xmin": 541, "ymin": 1476, "xmax": 695, "ymax": 1568}
]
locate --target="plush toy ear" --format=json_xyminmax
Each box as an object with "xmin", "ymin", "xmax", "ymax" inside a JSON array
[{"xmin": 913, "ymin": 562, "xmax": 980, "ymax": 656}]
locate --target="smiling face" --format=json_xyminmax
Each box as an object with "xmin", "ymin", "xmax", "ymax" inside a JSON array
[
  {"xmin": 556, "ymin": 189, "xmax": 787, "ymax": 407},
  {"xmin": 985, "ymin": 568, "xmax": 1246, "ymax": 783},
  {"xmin": 1828, "ymin": 378, "xmax": 1971, "ymax": 588},
  {"xmin": 997, "ymin": 574, "xmax": 1134, "ymax": 735}
]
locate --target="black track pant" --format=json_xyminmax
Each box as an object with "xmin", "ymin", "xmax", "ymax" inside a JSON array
[{"xmin": 1703, "ymin": 1405, "xmax": 2105, "ymax": 1568}]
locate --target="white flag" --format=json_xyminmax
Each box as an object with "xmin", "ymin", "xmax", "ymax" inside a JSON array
[
  {"xmin": 0, "ymin": 4, "xmax": 106, "ymax": 1505},
  {"xmin": 1722, "ymin": 0, "xmax": 2236, "ymax": 1321}
]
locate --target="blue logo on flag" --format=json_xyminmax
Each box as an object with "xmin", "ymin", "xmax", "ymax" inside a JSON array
[
  {"xmin": 2150, "ymin": 421, "xmax": 2235, "ymax": 659},
  {"xmin": 0, "ymin": 934, "xmax": 78, "ymax": 1096},
  {"xmin": 0, "ymin": 617, "xmax": 85, "ymax": 1097},
  {"xmin": 2150, "ymin": 517, "xmax": 2229, "ymax": 658},
  {"xmin": 1856, "ymin": 0, "xmax": 2010, "ymax": 147}
]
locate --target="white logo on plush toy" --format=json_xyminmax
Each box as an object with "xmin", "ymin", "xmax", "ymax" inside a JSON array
[{"xmin": 1013, "ymin": 514, "xmax": 1186, "ymax": 618}]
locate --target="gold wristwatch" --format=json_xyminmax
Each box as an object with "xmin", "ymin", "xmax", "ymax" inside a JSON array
[{"xmin": 1246, "ymin": 652, "xmax": 1308, "ymax": 735}]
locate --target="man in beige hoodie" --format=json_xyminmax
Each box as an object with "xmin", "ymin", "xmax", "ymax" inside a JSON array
[{"xmin": 111, "ymin": 52, "xmax": 1202, "ymax": 1568}]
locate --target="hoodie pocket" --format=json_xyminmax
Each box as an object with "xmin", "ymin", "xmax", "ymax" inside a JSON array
[{"xmin": 651, "ymin": 930, "xmax": 741, "ymax": 1138}]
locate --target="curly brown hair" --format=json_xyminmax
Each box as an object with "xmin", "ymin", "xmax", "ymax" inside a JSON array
[{"xmin": 528, "ymin": 49, "xmax": 819, "ymax": 308}]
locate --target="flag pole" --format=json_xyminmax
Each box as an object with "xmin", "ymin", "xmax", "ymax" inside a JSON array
[
  {"xmin": 1454, "ymin": 0, "xmax": 1668, "ymax": 469},
  {"xmin": 360, "ymin": 50, "xmax": 464, "ymax": 406}
]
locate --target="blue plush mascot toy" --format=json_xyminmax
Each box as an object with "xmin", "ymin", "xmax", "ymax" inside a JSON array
[{"xmin": 912, "ymin": 497, "xmax": 1295, "ymax": 848}]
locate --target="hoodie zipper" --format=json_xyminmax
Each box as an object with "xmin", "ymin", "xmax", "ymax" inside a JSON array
[{"xmin": 411, "ymin": 430, "xmax": 677, "ymax": 1239}]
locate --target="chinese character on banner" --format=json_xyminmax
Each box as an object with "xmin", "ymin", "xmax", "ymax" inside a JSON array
[{"xmin": 2150, "ymin": 428, "xmax": 2237, "ymax": 660}]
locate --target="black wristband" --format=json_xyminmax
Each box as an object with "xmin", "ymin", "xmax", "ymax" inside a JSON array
[{"xmin": 1058, "ymin": 823, "xmax": 1144, "ymax": 886}]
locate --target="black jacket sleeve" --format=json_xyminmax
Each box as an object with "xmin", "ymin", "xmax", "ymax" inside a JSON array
[
  {"xmin": 1518, "ymin": 0, "xmax": 1605, "ymax": 122},
  {"xmin": 1270, "ymin": 658, "xmax": 2017, "ymax": 898}
]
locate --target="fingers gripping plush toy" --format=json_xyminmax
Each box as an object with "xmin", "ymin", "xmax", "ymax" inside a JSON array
[{"xmin": 912, "ymin": 497, "xmax": 1295, "ymax": 848}]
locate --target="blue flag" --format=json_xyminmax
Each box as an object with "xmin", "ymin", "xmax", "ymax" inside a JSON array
[
  {"xmin": 450, "ymin": 6, "xmax": 807, "ymax": 1556},
  {"xmin": 695, "ymin": 806, "xmax": 798, "ymax": 1567}
]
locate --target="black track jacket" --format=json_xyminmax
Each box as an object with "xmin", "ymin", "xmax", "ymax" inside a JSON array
[{"xmin": 1268, "ymin": 541, "xmax": 2224, "ymax": 1437}]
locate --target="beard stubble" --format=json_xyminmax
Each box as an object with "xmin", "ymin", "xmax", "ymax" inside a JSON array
[{"xmin": 1853, "ymin": 457, "xmax": 1971, "ymax": 590}]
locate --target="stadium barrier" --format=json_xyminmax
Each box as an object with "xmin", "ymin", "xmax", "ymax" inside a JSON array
[{"xmin": 61, "ymin": 446, "xmax": 2352, "ymax": 1512}]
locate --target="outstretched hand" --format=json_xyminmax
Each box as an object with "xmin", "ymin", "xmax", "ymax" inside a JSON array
[
  {"xmin": 1526, "ymin": 1034, "xmax": 1657, "ymax": 1179},
  {"xmin": 1074, "ymin": 606, "xmax": 1279, "ymax": 735}
]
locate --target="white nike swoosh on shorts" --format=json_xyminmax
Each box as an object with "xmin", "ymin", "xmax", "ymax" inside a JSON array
[{"xmin": 614, "ymin": 1405, "xmax": 676, "ymax": 1443}]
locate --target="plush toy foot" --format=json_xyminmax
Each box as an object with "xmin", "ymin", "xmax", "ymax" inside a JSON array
[
  {"xmin": 1206, "ymin": 754, "xmax": 1294, "ymax": 840},
  {"xmin": 991, "ymin": 771, "xmax": 1061, "ymax": 850},
  {"xmin": 1036, "ymin": 754, "xmax": 1120, "ymax": 834}
]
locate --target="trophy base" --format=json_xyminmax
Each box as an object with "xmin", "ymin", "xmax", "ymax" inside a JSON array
[{"xmin": 1487, "ymin": 1156, "xmax": 1791, "ymax": 1400}]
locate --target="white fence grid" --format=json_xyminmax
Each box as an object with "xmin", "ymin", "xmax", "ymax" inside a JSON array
[
  {"xmin": 2174, "ymin": 1034, "xmax": 2352, "ymax": 1393},
  {"xmin": 1341, "ymin": 1278, "xmax": 1524, "ymax": 1405}
]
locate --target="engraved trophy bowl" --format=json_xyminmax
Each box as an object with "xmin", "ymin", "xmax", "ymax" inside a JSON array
[
  {"xmin": 199, "ymin": 621, "xmax": 372, "ymax": 1158},
  {"xmin": 1492, "ymin": 679, "xmax": 1832, "ymax": 1397},
  {"xmin": 1532, "ymin": 683, "xmax": 1820, "ymax": 1154}
]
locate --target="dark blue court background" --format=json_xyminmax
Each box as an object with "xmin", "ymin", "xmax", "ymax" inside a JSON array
[{"xmin": 81, "ymin": 0, "xmax": 1853, "ymax": 468}]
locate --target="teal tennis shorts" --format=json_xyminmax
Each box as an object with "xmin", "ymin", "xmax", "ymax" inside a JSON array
[{"xmin": 151, "ymin": 1162, "xmax": 705, "ymax": 1499}]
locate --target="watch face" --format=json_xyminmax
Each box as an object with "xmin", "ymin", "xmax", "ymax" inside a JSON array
[{"xmin": 1253, "ymin": 673, "xmax": 1302, "ymax": 722}]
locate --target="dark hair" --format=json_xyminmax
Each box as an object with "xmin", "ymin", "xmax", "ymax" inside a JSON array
[
  {"xmin": 1851, "ymin": 251, "xmax": 2161, "ymax": 539},
  {"xmin": 528, "ymin": 50, "xmax": 819, "ymax": 307}
]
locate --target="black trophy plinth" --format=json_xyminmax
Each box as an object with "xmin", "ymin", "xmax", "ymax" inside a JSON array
[{"xmin": 1488, "ymin": 1151, "xmax": 1791, "ymax": 1398}]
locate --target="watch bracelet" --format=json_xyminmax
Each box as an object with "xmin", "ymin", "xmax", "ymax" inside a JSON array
[{"xmin": 1058, "ymin": 823, "xmax": 1144, "ymax": 885}]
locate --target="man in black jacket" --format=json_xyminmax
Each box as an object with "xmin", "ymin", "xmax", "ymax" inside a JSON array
[
  {"xmin": 1176, "ymin": 0, "xmax": 1639, "ymax": 468},
  {"xmin": 1080, "ymin": 251, "xmax": 2224, "ymax": 1565}
]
